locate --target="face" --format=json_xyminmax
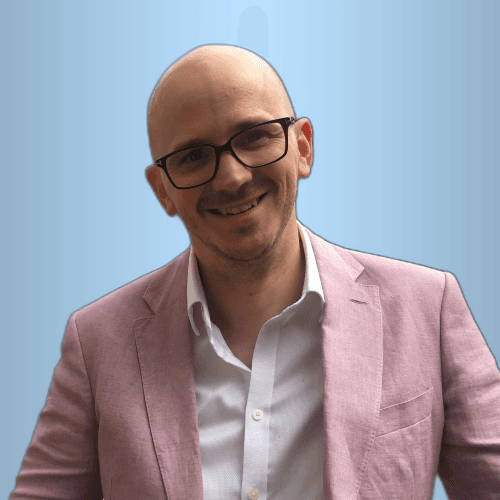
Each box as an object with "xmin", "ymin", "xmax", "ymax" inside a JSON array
[{"xmin": 146, "ymin": 57, "xmax": 313, "ymax": 266}]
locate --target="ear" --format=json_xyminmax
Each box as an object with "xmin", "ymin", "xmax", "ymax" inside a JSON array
[
  {"xmin": 145, "ymin": 165, "xmax": 177, "ymax": 216},
  {"xmin": 296, "ymin": 119, "xmax": 313, "ymax": 179}
]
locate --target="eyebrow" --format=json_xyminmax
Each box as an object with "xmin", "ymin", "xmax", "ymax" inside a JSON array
[{"xmin": 170, "ymin": 118, "xmax": 271, "ymax": 153}]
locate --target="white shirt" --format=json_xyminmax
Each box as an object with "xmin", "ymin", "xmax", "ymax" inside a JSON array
[{"xmin": 187, "ymin": 221, "xmax": 326, "ymax": 500}]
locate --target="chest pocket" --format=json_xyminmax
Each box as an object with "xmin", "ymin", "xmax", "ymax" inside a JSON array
[{"xmin": 376, "ymin": 387, "xmax": 433, "ymax": 437}]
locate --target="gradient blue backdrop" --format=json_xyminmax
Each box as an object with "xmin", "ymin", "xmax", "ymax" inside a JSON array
[{"xmin": 3, "ymin": 1, "xmax": 499, "ymax": 499}]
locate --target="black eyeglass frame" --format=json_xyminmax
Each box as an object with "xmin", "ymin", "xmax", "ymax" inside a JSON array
[{"xmin": 153, "ymin": 116, "xmax": 297, "ymax": 189}]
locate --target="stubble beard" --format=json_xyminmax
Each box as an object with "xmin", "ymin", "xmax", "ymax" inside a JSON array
[{"xmin": 189, "ymin": 187, "xmax": 297, "ymax": 275}]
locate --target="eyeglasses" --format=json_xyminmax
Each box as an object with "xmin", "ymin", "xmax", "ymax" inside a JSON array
[{"xmin": 152, "ymin": 116, "xmax": 297, "ymax": 189}]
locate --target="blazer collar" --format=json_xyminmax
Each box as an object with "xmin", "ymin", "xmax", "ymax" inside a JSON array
[{"xmin": 134, "ymin": 224, "xmax": 382, "ymax": 500}]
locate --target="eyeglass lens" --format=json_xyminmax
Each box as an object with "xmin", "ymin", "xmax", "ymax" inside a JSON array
[{"xmin": 166, "ymin": 121, "xmax": 286, "ymax": 188}]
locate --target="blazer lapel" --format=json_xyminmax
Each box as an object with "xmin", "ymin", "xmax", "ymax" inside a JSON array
[
  {"xmin": 306, "ymin": 227, "xmax": 383, "ymax": 500},
  {"xmin": 133, "ymin": 250, "xmax": 203, "ymax": 500}
]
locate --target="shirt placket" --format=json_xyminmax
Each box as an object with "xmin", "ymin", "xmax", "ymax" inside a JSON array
[{"xmin": 240, "ymin": 314, "xmax": 287, "ymax": 500}]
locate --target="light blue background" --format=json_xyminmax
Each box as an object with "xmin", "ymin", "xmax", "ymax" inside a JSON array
[{"xmin": 2, "ymin": 1, "xmax": 498, "ymax": 499}]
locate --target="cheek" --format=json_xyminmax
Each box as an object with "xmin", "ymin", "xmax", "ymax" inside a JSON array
[{"xmin": 175, "ymin": 193, "xmax": 203, "ymax": 220}]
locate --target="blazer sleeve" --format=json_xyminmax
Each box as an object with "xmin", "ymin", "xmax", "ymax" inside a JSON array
[
  {"xmin": 10, "ymin": 313, "xmax": 103, "ymax": 500},
  {"xmin": 437, "ymin": 271, "xmax": 500, "ymax": 499}
]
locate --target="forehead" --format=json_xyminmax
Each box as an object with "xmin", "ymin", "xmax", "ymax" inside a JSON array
[{"xmin": 149, "ymin": 59, "xmax": 288, "ymax": 157}]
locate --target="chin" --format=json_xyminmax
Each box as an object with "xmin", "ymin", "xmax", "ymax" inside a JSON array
[
  {"xmin": 221, "ymin": 245, "xmax": 273, "ymax": 263},
  {"xmin": 203, "ymin": 229, "xmax": 276, "ymax": 263}
]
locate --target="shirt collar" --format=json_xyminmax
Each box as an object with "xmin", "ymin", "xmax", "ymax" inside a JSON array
[{"xmin": 187, "ymin": 220, "xmax": 325, "ymax": 337}]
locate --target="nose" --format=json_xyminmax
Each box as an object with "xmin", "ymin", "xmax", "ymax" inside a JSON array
[{"xmin": 211, "ymin": 150, "xmax": 253, "ymax": 192}]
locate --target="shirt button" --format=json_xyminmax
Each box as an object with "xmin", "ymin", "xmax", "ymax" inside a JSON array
[
  {"xmin": 247, "ymin": 487, "xmax": 260, "ymax": 499},
  {"xmin": 252, "ymin": 409, "xmax": 263, "ymax": 420}
]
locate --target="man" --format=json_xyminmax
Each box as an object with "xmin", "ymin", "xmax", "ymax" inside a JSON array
[{"xmin": 10, "ymin": 45, "xmax": 500, "ymax": 500}]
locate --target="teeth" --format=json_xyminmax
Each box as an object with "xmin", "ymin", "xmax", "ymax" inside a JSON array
[{"xmin": 216, "ymin": 197, "xmax": 260, "ymax": 216}]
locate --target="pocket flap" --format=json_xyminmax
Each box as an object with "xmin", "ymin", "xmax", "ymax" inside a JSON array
[{"xmin": 377, "ymin": 387, "xmax": 433, "ymax": 437}]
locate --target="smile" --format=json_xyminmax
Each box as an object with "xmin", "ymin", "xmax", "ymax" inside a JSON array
[{"xmin": 208, "ymin": 193, "xmax": 267, "ymax": 217}]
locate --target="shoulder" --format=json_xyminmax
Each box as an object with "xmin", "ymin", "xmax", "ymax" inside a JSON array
[
  {"xmin": 347, "ymin": 245, "xmax": 445, "ymax": 285},
  {"xmin": 72, "ymin": 248, "xmax": 190, "ymax": 331},
  {"xmin": 305, "ymin": 225, "xmax": 447, "ymax": 298},
  {"xmin": 345, "ymin": 246, "xmax": 447, "ymax": 308}
]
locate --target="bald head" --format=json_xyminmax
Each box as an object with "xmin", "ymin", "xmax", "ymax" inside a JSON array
[{"xmin": 147, "ymin": 45, "xmax": 295, "ymax": 160}]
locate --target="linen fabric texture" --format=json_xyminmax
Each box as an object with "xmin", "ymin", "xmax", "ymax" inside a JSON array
[{"xmin": 10, "ymin": 222, "xmax": 500, "ymax": 500}]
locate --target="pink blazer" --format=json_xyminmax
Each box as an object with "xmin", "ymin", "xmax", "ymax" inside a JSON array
[{"xmin": 10, "ymin": 226, "xmax": 500, "ymax": 500}]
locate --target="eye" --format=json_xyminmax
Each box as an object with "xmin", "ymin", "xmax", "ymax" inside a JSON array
[
  {"xmin": 245, "ymin": 130, "xmax": 268, "ymax": 143},
  {"xmin": 182, "ymin": 148, "xmax": 205, "ymax": 163},
  {"xmin": 235, "ymin": 128, "xmax": 272, "ymax": 150}
]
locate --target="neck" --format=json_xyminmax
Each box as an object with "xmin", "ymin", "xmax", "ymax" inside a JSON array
[{"xmin": 195, "ymin": 220, "xmax": 305, "ymax": 333}]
